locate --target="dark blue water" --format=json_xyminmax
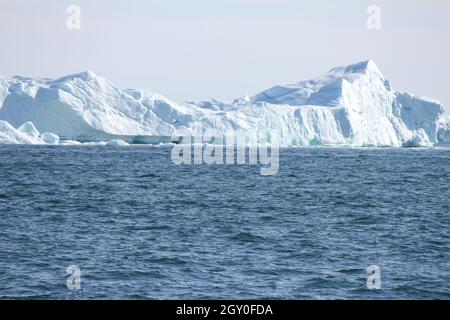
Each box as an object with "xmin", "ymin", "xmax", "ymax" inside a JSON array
[{"xmin": 0, "ymin": 145, "xmax": 449, "ymax": 299}]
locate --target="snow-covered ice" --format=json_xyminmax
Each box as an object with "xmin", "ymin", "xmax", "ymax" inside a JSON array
[{"xmin": 0, "ymin": 60, "xmax": 448, "ymax": 147}]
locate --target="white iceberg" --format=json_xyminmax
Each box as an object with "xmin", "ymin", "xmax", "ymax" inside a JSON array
[
  {"xmin": 0, "ymin": 120, "xmax": 44, "ymax": 144},
  {"xmin": 0, "ymin": 120, "xmax": 61, "ymax": 145},
  {"xmin": 0, "ymin": 60, "xmax": 447, "ymax": 147}
]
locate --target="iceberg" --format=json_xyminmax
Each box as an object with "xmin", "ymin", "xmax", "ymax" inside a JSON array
[
  {"xmin": 0, "ymin": 120, "xmax": 61, "ymax": 145},
  {"xmin": 0, "ymin": 60, "xmax": 447, "ymax": 147},
  {"xmin": 0, "ymin": 120, "xmax": 44, "ymax": 144}
]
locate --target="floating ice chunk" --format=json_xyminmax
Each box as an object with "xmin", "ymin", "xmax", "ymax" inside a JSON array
[
  {"xmin": 106, "ymin": 139, "xmax": 129, "ymax": 146},
  {"xmin": 40, "ymin": 132, "xmax": 60, "ymax": 145},
  {"xmin": 82, "ymin": 141, "xmax": 107, "ymax": 146},
  {"xmin": 0, "ymin": 120, "xmax": 44, "ymax": 144},
  {"xmin": 59, "ymin": 140, "xmax": 82, "ymax": 145}
]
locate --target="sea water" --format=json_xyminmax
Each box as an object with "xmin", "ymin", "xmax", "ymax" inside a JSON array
[{"xmin": 0, "ymin": 145, "xmax": 449, "ymax": 299}]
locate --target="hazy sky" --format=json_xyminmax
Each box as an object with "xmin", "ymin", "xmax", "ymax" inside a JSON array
[{"xmin": 1, "ymin": 0, "xmax": 449, "ymax": 107}]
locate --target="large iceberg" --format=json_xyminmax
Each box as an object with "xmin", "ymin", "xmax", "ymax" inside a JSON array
[{"xmin": 0, "ymin": 60, "xmax": 447, "ymax": 147}]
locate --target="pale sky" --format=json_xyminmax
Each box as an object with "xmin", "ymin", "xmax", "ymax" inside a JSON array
[{"xmin": 1, "ymin": 0, "xmax": 449, "ymax": 108}]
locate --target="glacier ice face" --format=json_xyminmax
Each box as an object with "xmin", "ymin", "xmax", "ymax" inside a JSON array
[
  {"xmin": 402, "ymin": 129, "xmax": 432, "ymax": 148},
  {"xmin": 0, "ymin": 60, "xmax": 447, "ymax": 147},
  {"xmin": 437, "ymin": 110, "xmax": 450, "ymax": 143}
]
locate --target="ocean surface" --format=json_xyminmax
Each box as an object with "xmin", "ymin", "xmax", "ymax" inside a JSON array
[{"xmin": 0, "ymin": 145, "xmax": 449, "ymax": 300}]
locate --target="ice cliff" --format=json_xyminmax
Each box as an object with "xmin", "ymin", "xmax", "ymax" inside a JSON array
[{"xmin": 0, "ymin": 60, "xmax": 447, "ymax": 147}]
